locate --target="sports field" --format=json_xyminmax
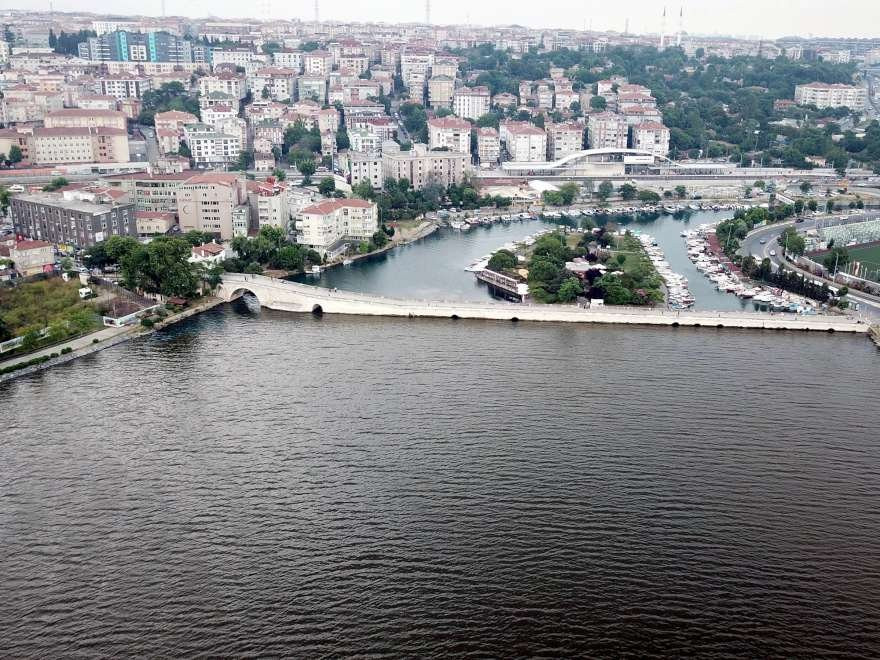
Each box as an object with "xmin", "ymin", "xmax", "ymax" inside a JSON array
[{"xmin": 846, "ymin": 244, "xmax": 880, "ymax": 282}]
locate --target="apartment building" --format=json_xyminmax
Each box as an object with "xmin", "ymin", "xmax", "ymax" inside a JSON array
[
  {"xmin": 210, "ymin": 48, "xmax": 257, "ymax": 68},
  {"xmin": 176, "ymin": 173, "xmax": 248, "ymax": 239},
  {"xmin": 8, "ymin": 240, "xmax": 54, "ymax": 276},
  {"xmin": 630, "ymin": 121, "xmax": 670, "ymax": 156},
  {"xmin": 82, "ymin": 30, "xmax": 197, "ymax": 63},
  {"xmin": 97, "ymin": 74, "xmax": 153, "ymax": 99},
  {"xmin": 10, "ymin": 191, "xmax": 137, "ymax": 248},
  {"xmin": 500, "ymin": 121, "xmax": 547, "ymax": 162},
  {"xmin": 400, "ymin": 50, "xmax": 433, "ymax": 90},
  {"xmin": 381, "ymin": 142, "xmax": 469, "ymax": 190},
  {"xmin": 476, "ymin": 127, "xmax": 500, "ymax": 164},
  {"xmin": 273, "ymin": 49, "xmax": 303, "ymax": 72},
  {"xmin": 587, "ymin": 112, "xmax": 628, "ymax": 149},
  {"xmin": 29, "ymin": 127, "xmax": 130, "ymax": 165},
  {"xmin": 428, "ymin": 75, "xmax": 455, "ymax": 109},
  {"xmin": 346, "ymin": 152, "xmax": 383, "ymax": 189},
  {"xmin": 794, "ymin": 82, "xmax": 867, "ymax": 110},
  {"xmin": 249, "ymin": 67, "xmax": 298, "ymax": 102},
  {"xmin": 198, "ymin": 73, "xmax": 247, "ymax": 101},
  {"xmin": 298, "ymin": 76, "xmax": 327, "ymax": 103},
  {"xmin": 183, "ymin": 122, "xmax": 241, "ymax": 167},
  {"xmin": 349, "ymin": 126, "xmax": 383, "ymax": 154},
  {"xmin": 546, "ymin": 122, "xmax": 584, "ymax": 160},
  {"xmin": 102, "ymin": 171, "xmax": 194, "ymax": 212},
  {"xmin": 427, "ymin": 116, "xmax": 471, "ymax": 153},
  {"xmin": 43, "ymin": 108, "xmax": 128, "ymax": 131},
  {"xmin": 303, "ymin": 50, "xmax": 333, "ymax": 77},
  {"xmin": 248, "ymin": 178, "xmax": 290, "ymax": 230},
  {"xmin": 453, "ymin": 86, "xmax": 490, "ymax": 120},
  {"xmin": 296, "ymin": 198, "xmax": 379, "ymax": 257}
]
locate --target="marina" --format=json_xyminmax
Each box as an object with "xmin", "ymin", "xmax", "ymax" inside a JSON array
[{"xmin": 684, "ymin": 225, "xmax": 820, "ymax": 314}]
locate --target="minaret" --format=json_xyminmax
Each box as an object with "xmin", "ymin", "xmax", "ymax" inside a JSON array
[
  {"xmin": 624, "ymin": 18, "xmax": 629, "ymax": 35},
  {"xmin": 676, "ymin": 7, "xmax": 683, "ymax": 47},
  {"xmin": 425, "ymin": 0, "xmax": 431, "ymax": 25},
  {"xmin": 660, "ymin": 7, "xmax": 666, "ymax": 50}
]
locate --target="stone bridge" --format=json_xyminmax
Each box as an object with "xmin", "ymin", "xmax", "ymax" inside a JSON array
[{"xmin": 217, "ymin": 273, "xmax": 869, "ymax": 333}]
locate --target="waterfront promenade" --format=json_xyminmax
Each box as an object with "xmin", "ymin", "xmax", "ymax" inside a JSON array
[{"xmin": 218, "ymin": 274, "xmax": 868, "ymax": 334}]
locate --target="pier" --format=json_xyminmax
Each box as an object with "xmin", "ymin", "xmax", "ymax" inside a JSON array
[{"xmin": 217, "ymin": 274, "xmax": 868, "ymax": 334}]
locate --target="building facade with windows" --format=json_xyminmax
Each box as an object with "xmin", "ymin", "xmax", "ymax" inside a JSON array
[{"xmin": 10, "ymin": 192, "xmax": 137, "ymax": 248}]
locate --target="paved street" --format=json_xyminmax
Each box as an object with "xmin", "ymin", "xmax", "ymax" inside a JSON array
[
  {"xmin": 740, "ymin": 213, "xmax": 880, "ymax": 320},
  {"xmin": 0, "ymin": 325, "xmax": 134, "ymax": 372}
]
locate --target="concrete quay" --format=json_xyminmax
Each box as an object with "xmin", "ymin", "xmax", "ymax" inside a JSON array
[{"xmin": 218, "ymin": 274, "xmax": 868, "ymax": 334}]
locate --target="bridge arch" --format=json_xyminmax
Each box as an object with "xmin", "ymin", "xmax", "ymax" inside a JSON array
[
  {"xmin": 229, "ymin": 288, "xmax": 261, "ymax": 307},
  {"xmin": 311, "ymin": 304, "xmax": 323, "ymax": 315}
]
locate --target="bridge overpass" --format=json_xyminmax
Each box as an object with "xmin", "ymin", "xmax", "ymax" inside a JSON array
[{"xmin": 217, "ymin": 274, "xmax": 868, "ymax": 334}]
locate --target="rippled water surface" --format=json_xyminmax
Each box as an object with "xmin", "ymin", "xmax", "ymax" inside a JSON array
[{"xmin": 2, "ymin": 306, "xmax": 879, "ymax": 657}]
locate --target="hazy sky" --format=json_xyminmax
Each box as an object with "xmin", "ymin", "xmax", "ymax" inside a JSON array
[{"xmin": 16, "ymin": 0, "xmax": 880, "ymax": 39}]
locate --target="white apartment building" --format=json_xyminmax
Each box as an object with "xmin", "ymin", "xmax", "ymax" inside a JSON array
[
  {"xmin": 453, "ymin": 86, "xmax": 490, "ymax": 120},
  {"xmin": 347, "ymin": 152, "xmax": 383, "ymax": 189},
  {"xmin": 97, "ymin": 74, "xmax": 153, "ymax": 99},
  {"xmin": 477, "ymin": 127, "xmax": 500, "ymax": 164},
  {"xmin": 794, "ymin": 82, "xmax": 867, "ymax": 110},
  {"xmin": 349, "ymin": 126, "xmax": 383, "ymax": 154},
  {"xmin": 183, "ymin": 123, "xmax": 241, "ymax": 167},
  {"xmin": 546, "ymin": 122, "xmax": 584, "ymax": 160},
  {"xmin": 297, "ymin": 198, "xmax": 379, "ymax": 256},
  {"xmin": 500, "ymin": 121, "xmax": 547, "ymax": 162},
  {"xmin": 303, "ymin": 51, "xmax": 333, "ymax": 77},
  {"xmin": 249, "ymin": 68, "xmax": 298, "ymax": 102},
  {"xmin": 427, "ymin": 117, "xmax": 471, "ymax": 154},
  {"xmin": 273, "ymin": 49, "xmax": 303, "ymax": 72},
  {"xmin": 198, "ymin": 74, "xmax": 247, "ymax": 101},
  {"xmin": 630, "ymin": 121, "xmax": 670, "ymax": 156},
  {"xmin": 211, "ymin": 48, "xmax": 259, "ymax": 68},
  {"xmin": 587, "ymin": 112, "xmax": 628, "ymax": 149}
]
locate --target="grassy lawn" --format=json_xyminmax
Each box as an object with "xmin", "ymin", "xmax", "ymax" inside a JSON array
[
  {"xmin": 0, "ymin": 278, "xmax": 100, "ymax": 338},
  {"xmin": 845, "ymin": 244, "xmax": 880, "ymax": 282}
]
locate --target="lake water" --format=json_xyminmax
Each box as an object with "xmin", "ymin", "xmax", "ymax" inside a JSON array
[
  {"xmin": 2, "ymin": 306, "xmax": 879, "ymax": 656},
  {"xmin": 301, "ymin": 210, "xmax": 751, "ymax": 311}
]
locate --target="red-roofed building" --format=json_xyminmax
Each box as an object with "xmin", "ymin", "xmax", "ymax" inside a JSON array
[
  {"xmin": 630, "ymin": 121, "xmax": 670, "ymax": 156},
  {"xmin": 427, "ymin": 116, "xmax": 471, "ymax": 154},
  {"xmin": 297, "ymin": 198, "xmax": 378, "ymax": 257}
]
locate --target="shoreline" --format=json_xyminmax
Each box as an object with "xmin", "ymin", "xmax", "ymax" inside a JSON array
[
  {"xmin": 0, "ymin": 296, "xmax": 225, "ymax": 385},
  {"xmin": 321, "ymin": 221, "xmax": 440, "ymax": 272}
]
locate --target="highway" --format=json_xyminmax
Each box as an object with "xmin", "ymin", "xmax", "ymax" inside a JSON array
[{"xmin": 740, "ymin": 213, "xmax": 880, "ymax": 320}]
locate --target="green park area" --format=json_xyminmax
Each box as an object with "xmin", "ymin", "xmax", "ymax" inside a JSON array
[{"xmin": 0, "ymin": 278, "xmax": 101, "ymax": 350}]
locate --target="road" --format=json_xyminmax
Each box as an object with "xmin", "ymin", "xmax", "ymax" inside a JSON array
[
  {"xmin": 740, "ymin": 212, "xmax": 880, "ymax": 320},
  {"xmin": 138, "ymin": 124, "xmax": 160, "ymax": 165}
]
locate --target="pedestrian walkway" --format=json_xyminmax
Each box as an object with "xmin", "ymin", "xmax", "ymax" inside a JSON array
[{"xmin": 0, "ymin": 325, "xmax": 133, "ymax": 371}]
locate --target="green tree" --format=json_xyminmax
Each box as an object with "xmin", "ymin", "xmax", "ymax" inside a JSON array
[
  {"xmin": 800, "ymin": 181, "xmax": 812, "ymax": 194},
  {"xmin": 826, "ymin": 200, "xmax": 835, "ymax": 213},
  {"xmin": 823, "ymin": 246, "xmax": 850, "ymax": 274},
  {"xmin": 590, "ymin": 95, "xmax": 607, "ymax": 110},
  {"xmin": 487, "ymin": 249, "xmax": 518, "ymax": 272},
  {"xmin": 8, "ymin": 145, "xmax": 22, "ymax": 164},
  {"xmin": 597, "ymin": 180, "xmax": 614, "ymax": 201},
  {"xmin": 557, "ymin": 277, "xmax": 583, "ymax": 302},
  {"xmin": 318, "ymin": 177, "xmax": 336, "ymax": 196},
  {"xmin": 807, "ymin": 199, "xmax": 818, "ymax": 212},
  {"xmin": 42, "ymin": 177, "xmax": 69, "ymax": 192},
  {"xmin": 675, "ymin": 185, "xmax": 687, "ymax": 199},
  {"xmin": 298, "ymin": 159, "xmax": 316, "ymax": 184},
  {"xmin": 638, "ymin": 189, "xmax": 661, "ymax": 203},
  {"xmin": 619, "ymin": 183, "xmax": 637, "ymax": 201}
]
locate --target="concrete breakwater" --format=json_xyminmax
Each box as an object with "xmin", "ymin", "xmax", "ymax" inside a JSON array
[{"xmin": 218, "ymin": 274, "xmax": 869, "ymax": 334}]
